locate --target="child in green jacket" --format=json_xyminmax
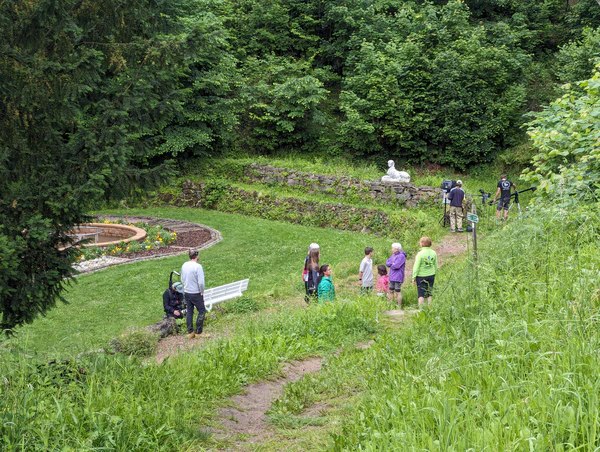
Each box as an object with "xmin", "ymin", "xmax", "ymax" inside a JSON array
[{"xmin": 317, "ymin": 265, "xmax": 335, "ymax": 303}]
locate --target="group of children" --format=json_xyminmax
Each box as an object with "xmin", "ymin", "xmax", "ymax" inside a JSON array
[{"xmin": 304, "ymin": 237, "xmax": 438, "ymax": 309}]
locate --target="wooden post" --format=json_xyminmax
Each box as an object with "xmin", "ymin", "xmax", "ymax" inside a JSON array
[{"xmin": 472, "ymin": 203, "xmax": 478, "ymax": 263}]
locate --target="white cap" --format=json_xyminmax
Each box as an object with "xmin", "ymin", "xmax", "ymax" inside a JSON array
[
  {"xmin": 309, "ymin": 243, "xmax": 320, "ymax": 250},
  {"xmin": 456, "ymin": 180, "xmax": 462, "ymax": 185}
]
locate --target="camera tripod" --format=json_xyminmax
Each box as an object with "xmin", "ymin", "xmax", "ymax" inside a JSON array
[
  {"xmin": 507, "ymin": 192, "xmax": 522, "ymax": 216},
  {"xmin": 489, "ymin": 186, "xmax": 537, "ymax": 220},
  {"xmin": 439, "ymin": 190, "xmax": 450, "ymax": 226}
]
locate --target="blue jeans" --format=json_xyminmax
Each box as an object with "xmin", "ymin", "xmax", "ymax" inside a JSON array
[{"xmin": 185, "ymin": 293, "xmax": 206, "ymax": 334}]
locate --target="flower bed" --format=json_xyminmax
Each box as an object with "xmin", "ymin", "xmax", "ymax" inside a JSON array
[{"xmin": 77, "ymin": 220, "xmax": 177, "ymax": 261}]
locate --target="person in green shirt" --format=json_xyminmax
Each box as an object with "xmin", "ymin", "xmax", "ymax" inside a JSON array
[
  {"xmin": 317, "ymin": 264, "xmax": 335, "ymax": 303},
  {"xmin": 412, "ymin": 237, "xmax": 437, "ymax": 309}
]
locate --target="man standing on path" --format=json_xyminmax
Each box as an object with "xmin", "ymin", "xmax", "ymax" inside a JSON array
[
  {"xmin": 492, "ymin": 174, "xmax": 517, "ymax": 223},
  {"xmin": 446, "ymin": 180, "xmax": 465, "ymax": 232},
  {"xmin": 181, "ymin": 249, "xmax": 209, "ymax": 339}
]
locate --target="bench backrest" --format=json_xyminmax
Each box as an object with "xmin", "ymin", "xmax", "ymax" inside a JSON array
[{"xmin": 203, "ymin": 279, "xmax": 249, "ymax": 311}]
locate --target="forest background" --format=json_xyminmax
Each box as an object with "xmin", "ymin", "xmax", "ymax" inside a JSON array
[{"xmin": 2, "ymin": 0, "xmax": 600, "ymax": 328}]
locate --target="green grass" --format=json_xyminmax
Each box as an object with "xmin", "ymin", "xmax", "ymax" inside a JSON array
[
  {"xmin": 0, "ymin": 299, "xmax": 383, "ymax": 451},
  {"xmin": 319, "ymin": 206, "xmax": 600, "ymax": 450},
  {"xmin": 1, "ymin": 154, "xmax": 551, "ymax": 451},
  {"xmin": 9, "ymin": 207, "xmax": 414, "ymax": 357}
]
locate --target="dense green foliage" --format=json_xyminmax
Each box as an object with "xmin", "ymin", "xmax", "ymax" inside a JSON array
[
  {"xmin": 2, "ymin": 0, "xmax": 600, "ymax": 327},
  {"xmin": 202, "ymin": 0, "xmax": 600, "ymax": 165},
  {"xmin": 337, "ymin": 1, "xmax": 529, "ymax": 167},
  {"xmin": 522, "ymin": 67, "xmax": 600, "ymax": 203}
]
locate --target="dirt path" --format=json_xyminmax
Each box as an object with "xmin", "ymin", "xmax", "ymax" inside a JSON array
[
  {"xmin": 214, "ymin": 358, "xmax": 323, "ymax": 445},
  {"xmin": 205, "ymin": 232, "xmax": 471, "ymax": 450}
]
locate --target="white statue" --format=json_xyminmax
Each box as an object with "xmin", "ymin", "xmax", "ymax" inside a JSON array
[{"xmin": 381, "ymin": 160, "xmax": 410, "ymax": 183}]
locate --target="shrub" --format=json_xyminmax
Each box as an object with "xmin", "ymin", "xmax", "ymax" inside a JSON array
[{"xmin": 109, "ymin": 328, "xmax": 159, "ymax": 357}]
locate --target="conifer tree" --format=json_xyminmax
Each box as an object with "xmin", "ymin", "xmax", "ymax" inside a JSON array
[{"xmin": 0, "ymin": 0, "xmax": 190, "ymax": 330}]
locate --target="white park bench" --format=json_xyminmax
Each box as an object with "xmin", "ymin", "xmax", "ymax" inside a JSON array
[{"xmin": 203, "ymin": 279, "xmax": 250, "ymax": 312}]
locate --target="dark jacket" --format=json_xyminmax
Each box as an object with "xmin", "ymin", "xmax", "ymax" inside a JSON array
[
  {"xmin": 163, "ymin": 287, "xmax": 184, "ymax": 318},
  {"xmin": 447, "ymin": 187, "xmax": 465, "ymax": 207}
]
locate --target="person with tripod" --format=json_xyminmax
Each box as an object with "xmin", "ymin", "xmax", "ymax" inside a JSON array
[
  {"xmin": 446, "ymin": 180, "xmax": 465, "ymax": 232},
  {"xmin": 491, "ymin": 174, "xmax": 517, "ymax": 222}
]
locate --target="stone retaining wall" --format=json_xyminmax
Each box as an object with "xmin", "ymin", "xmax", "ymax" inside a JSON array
[
  {"xmin": 244, "ymin": 163, "xmax": 441, "ymax": 207},
  {"xmin": 163, "ymin": 181, "xmax": 417, "ymax": 236}
]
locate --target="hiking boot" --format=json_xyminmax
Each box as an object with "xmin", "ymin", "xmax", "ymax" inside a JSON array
[
  {"xmin": 187, "ymin": 332, "xmax": 196, "ymax": 339},
  {"xmin": 196, "ymin": 333, "xmax": 211, "ymax": 338},
  {"xmin": 457, "ymin": 228, "xmax": 464, "ymax": 232},
  {"xmin": 450, "ymin": 229, "xmax": 456, "ymax": 233}
]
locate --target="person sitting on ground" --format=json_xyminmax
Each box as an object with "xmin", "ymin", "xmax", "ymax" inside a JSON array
[
  {"xmin": 376, "ymin": 265, "xmax": 390, "ymax": 300},
  {"xmin": 163, "ymin": 282, "xmax": 184, "ymax": 319},
  {"xmin": 317, "ymin": 264, "xmax": 336, "ymax": 303}
]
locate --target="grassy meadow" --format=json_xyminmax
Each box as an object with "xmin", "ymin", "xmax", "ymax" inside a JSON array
[
  {"xmin": 3, "ymin": 157, "xmax": 595, "ymax": 451},
  {"xmin": 1, "ymin": 203, "xmax": 453, "ymax": 451},
  {"xmin": 9, "ymin": 207, "xmax": 419, "ymax": 356}
]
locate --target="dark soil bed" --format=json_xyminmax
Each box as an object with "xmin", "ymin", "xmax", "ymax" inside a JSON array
[
  {"xmin": 124, "ymin": 229, "xmax": 212, "ymax": 259},
  {"xmin": 171, "ymin": 229, "xmax": 212, "ymax": 248}
]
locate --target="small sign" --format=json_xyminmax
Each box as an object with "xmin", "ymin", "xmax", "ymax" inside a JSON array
[{"xmin": 467, "ymin": 213, "xmax": 479, "ymax": 223}]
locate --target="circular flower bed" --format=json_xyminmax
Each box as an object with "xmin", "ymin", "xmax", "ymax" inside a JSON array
[{"xmin": 77, "ymin": 220, "xmax": 177, "ymax": 261}]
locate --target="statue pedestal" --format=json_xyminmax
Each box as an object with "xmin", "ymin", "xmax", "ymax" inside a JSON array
[{"xmin": 382, "ymin": 172, "xmax": 410, "ymax": 183}]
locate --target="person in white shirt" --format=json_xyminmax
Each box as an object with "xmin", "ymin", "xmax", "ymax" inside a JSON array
[
  {"xmin": 358, "ymin": 247, "xmax": 374, "ymax": 295},
  {"xmin": 181, "ymin": 249, "xmax": 209, "ymax": 339}
]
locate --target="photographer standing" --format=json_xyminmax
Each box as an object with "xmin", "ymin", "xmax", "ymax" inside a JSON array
[
  {"xmin": 447, "ymin": 180, "xmax": 465, "ymax": 232},
  {"xmin": 492, "ymin": 174, "xmax": 516, "ymax": 222}
]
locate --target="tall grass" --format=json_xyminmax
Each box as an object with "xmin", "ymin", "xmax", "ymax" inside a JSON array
[
  {"xmin": 0, "ymin": 299, "xmax": 381, "ymax": 451},
  {"xmin": 326, "ymin": 206, "xmax": 600, "ymax": 450}
]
